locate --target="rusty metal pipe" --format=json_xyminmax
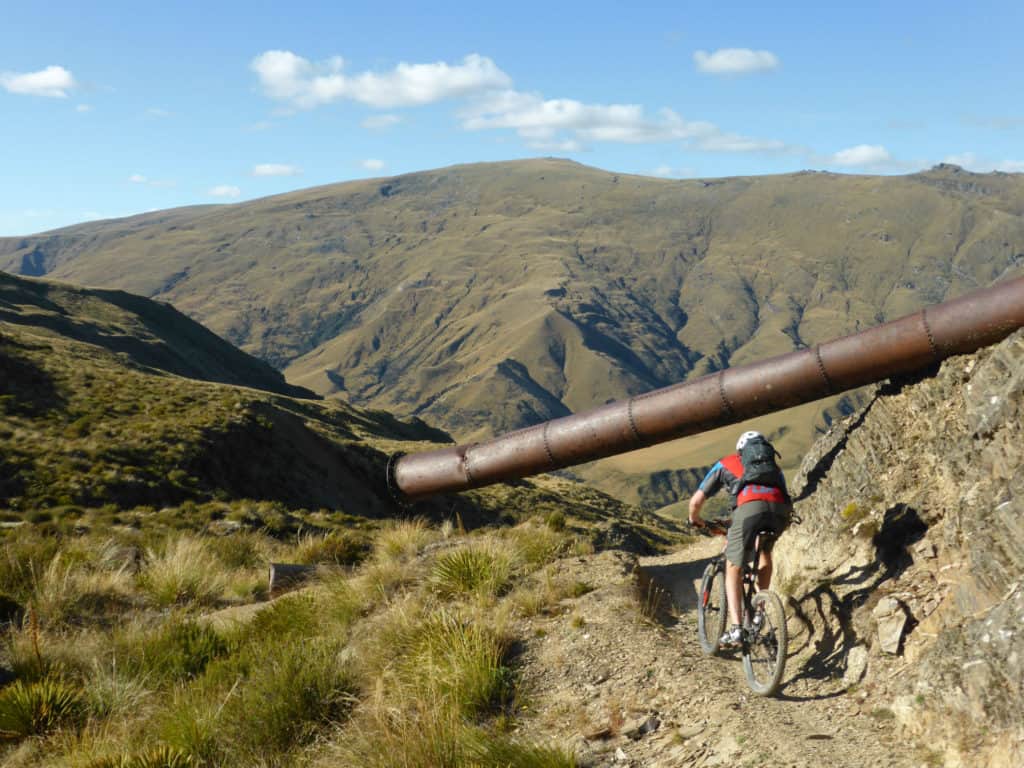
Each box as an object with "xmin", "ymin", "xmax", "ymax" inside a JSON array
[{"xmin": 392, "ymin": 275, "xmax": 1024, "ymax": 499}]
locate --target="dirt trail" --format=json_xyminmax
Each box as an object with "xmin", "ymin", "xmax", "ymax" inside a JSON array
[{"xmin": 514, "ymin": 539, "xmax": 922, "ymax": 768}]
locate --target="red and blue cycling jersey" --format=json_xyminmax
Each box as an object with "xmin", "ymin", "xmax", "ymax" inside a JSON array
[{"xmin": 698, "ymin": 453, "xmax": 788, "ymax": 507}]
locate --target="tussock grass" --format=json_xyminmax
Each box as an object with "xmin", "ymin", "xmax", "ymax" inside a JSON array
[
  {"xmin": 373, "ymin": 518, "xmax": 438, "ymax": 562},
  {"xmin": 504, "ymin": 521, "xmax": 571, "ymax": 570},
  {"xmin": 296, "ymin": 529, "xmax": 370, "ymax": 567},
  {"xmin": 83, "ymin": 658, "xmax": 153, "ymax": 720},
  {"xmin": 31, "ymin": 554, "xmax": 135, "ymax": 628},
  {"xmin": 215, "ymin": 637, "xmax": 355, "ymax": 760},
  {"xmin": 431, "ymin": 543, "xmax": 514, "ymax": 599},
  {"xmin": 400, "ymin": 610, "xmax": 513, "ymax": 717},
  {"xmin": 0, "ymin": 514, "xmax": 604, "ymax": 767},
  {"xmin": 138, "ymin": 538, "xmax": 227, "ymax": 608}
]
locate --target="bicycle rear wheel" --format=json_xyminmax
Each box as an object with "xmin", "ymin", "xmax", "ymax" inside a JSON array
[
  {"xmin": 697, "ymin": 561, "xmax": 727, "ymax": 656},
  {"xmin": 742, "ymin": 590, "xmax": 788, "ymax": 695}
]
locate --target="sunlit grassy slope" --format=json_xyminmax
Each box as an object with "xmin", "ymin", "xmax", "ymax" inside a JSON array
[
  {"xmin": 0, "ymin": 272, "xmax": 672, "ymax": 545},
  {"xmin": 3, "ymin": 159, "xmax": 1022, "ymax": 502}
]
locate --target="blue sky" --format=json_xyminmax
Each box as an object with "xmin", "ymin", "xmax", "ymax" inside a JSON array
[{"xmin": 1, "ymin": 0, "xmax": 1022, "ymax": 236}]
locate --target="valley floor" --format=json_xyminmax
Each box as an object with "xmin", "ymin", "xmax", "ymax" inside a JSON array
[{"xmin": 515, "ymin": 540, "xmax": 924, "ymax": 768}]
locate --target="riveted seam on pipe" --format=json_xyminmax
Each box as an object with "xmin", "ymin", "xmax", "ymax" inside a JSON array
[
  {"xmin": 921, "ymin": 308, "xmax": 939, "ymax": 359},
  {"xmin": 626, "ymin": 397, "xmax": 642, "ymax": 443},
  {"xmin": 541, "ymin": 422, "xmax": 556, "ymax": 466},
  {"xmin": 813, "ymin": 345, "xmax": 834, "ymax": 394},
  {"xmin": 717, "ymin": 370, "xmax": 735, "ymax": 416},
  {"xmin": 462, "ymin": 448, "xmax": 476, "ymax": 485}
]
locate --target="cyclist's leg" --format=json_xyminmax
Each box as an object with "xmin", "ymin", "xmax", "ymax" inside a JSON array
[
  {"xmin": 757, "ymin": 548, "xmax": 773, "ymax": 591},
  {"xmin": 756, "ymin": 501, "xmax": 790, "ymax": 590},
  {"xmin": 725, "ymin": 560, "xmax": 742, "ymax": 626},
  {"xmin": 725, "ymin": 504, "xmax": 764, "ymax": 626}
]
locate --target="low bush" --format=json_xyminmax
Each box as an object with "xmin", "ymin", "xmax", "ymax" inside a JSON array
[
  {"xmin": 84, "ymin": 745, "xmax": 194, "ymax": 768},
  {"xmin": 0, "ymin": 677, "xmax": 83, "ymax": 741},
  {"xmin": 115, "ymin": 619, "xmax": 228, "ymax": 684}
]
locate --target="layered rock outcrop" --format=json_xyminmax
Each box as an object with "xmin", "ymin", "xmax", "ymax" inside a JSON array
[{"xmin": 778, "ymin": 328, "xmax": 1024, "ymax": 767}]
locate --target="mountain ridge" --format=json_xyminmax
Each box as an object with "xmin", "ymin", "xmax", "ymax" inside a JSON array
[{"xmin": 3, "ymin": 158, "xmax": 1023, "ymax": 502}]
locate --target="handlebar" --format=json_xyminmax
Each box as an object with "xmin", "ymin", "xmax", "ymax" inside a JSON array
[{"xmin": 689, "ymin": 518, "xmax": 731, "ymax": 536}]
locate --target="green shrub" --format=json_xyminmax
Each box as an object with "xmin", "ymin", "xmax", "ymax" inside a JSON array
[
  {"xmin": 116, "ymin": 619, "xmax": 229, "ymax": 684},
  {"xmin": 238, "ymin": 592, "xmax": 321, "ymax": 645},
  {"xmin": 431, "ymin": 545, "xmax": 513, "ymax": 599},
  {"xmin": 0, "ymin": 677, "xmax": 83, "ymax": 740}
]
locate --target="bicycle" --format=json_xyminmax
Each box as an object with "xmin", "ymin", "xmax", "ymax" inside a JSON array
[{"xmin": 695, "ymin": 519, "xmax": 788, "ymax": 696}]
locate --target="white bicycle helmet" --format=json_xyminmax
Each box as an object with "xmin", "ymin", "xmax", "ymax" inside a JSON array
[{"xmin": 736, "ymin": 430, "xmax": 763, "ymax": 451}]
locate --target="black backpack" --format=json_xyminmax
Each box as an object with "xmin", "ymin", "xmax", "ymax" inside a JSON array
[{"xmin": 738, "ymin": 435, "xmax": 787, "ymax": 497}]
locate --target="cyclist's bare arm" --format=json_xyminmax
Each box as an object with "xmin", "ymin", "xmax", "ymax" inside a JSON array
[{"xmin": 688, "ymin": 489, "xmax": 707, "ymax": 527}]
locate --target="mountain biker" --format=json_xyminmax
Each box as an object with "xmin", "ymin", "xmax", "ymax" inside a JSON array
[{"xmin": 688, "ymin": 430, "xmax": 791, "ymax": 647}]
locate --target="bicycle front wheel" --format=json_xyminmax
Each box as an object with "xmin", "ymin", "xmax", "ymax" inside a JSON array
[
  {"xmin": 742, "ymin": 590, "xmax": 788, "ymax": 696},
  {"xmin": 697, "ymin": 561, "xmax": 727, "ymax": 656}
]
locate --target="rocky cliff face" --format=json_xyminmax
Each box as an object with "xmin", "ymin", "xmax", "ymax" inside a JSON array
[{"xmin": 778, "ymin": 329, "xmax": 1024, "ymax": 767}]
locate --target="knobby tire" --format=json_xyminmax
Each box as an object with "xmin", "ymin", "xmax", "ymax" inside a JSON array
[
  {"xmin": 742, "ymin": 589, "xmax": 788, "ymax": 696},
  {"xmin": 697, "ymin": 561, "xmax": 727, "ymax": 656}
]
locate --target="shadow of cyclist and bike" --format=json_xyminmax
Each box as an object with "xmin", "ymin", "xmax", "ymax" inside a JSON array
[{"xmin": 640, "ymin": 504, "xmax": 928, "ymax": 699}]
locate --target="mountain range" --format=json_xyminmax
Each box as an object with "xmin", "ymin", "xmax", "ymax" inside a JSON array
[{"xmin": 3, "ymin": 159, "xmax": 1022, "ymax": 504}]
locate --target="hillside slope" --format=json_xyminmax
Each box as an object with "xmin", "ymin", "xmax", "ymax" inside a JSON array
[
  {"xmin": 0, "ymin": 272, "xmax": 675, "ymax": 545},
  {"xmin": 0, "ymin": 272, "xmax": 310, "ymax": 398},
  {"xmin": 2, "ymin": 160, "xmax": 1022, "ymax": 501}
]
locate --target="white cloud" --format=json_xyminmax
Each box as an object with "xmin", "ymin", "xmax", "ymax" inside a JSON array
[
  {"xmin": 129, "ymin": 174, "xmax": 148, "ymax": 184},
  {"xmin": 997, "ymin": 160, "xmax": 1024, "ymax": 173},
  {"xmin": 146, "ymin": 107, "xmax": 171, "ymax": 118},
  {"xmin": 462, "ymin": 91, "xmax": 716, "ymax": 144},
  {"xmin": 252, "ymin": 163, "xmax": 301, "ymax": 176},
  {"xmin": 76, "ymin": 104, "xmax": 92, "ymax": 113},
  {"xmin": 252, "ymin": 50, "xmax": 788, "ymax": 157},
  {"xmin": 361, "ymin": 159, "xmax": 385, "ymax": 171},
  {"xmin": 251, "ymin": 50, "xmax": 511, "ymax": 109},
  {"xmin": 693, "ymin": 48, "xmax": 780, "ymax": 75},
  {"xmin": 209, "ymin": 185, "xmax": 241, "ymax": 198},
  {"xmin": 0, "ymin": 65, "xmax": 76, "ymax": 97},
  {"xmin": 460, "ymin": 89, "xmax": 786, "ymax": 155},
  {"xmin": 831, "ymin": 144, "xmax": 891, "ymax": 167},
  {"xmin": 361, "ymin": 113, "xmax": 402, "ymax": 129}
]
